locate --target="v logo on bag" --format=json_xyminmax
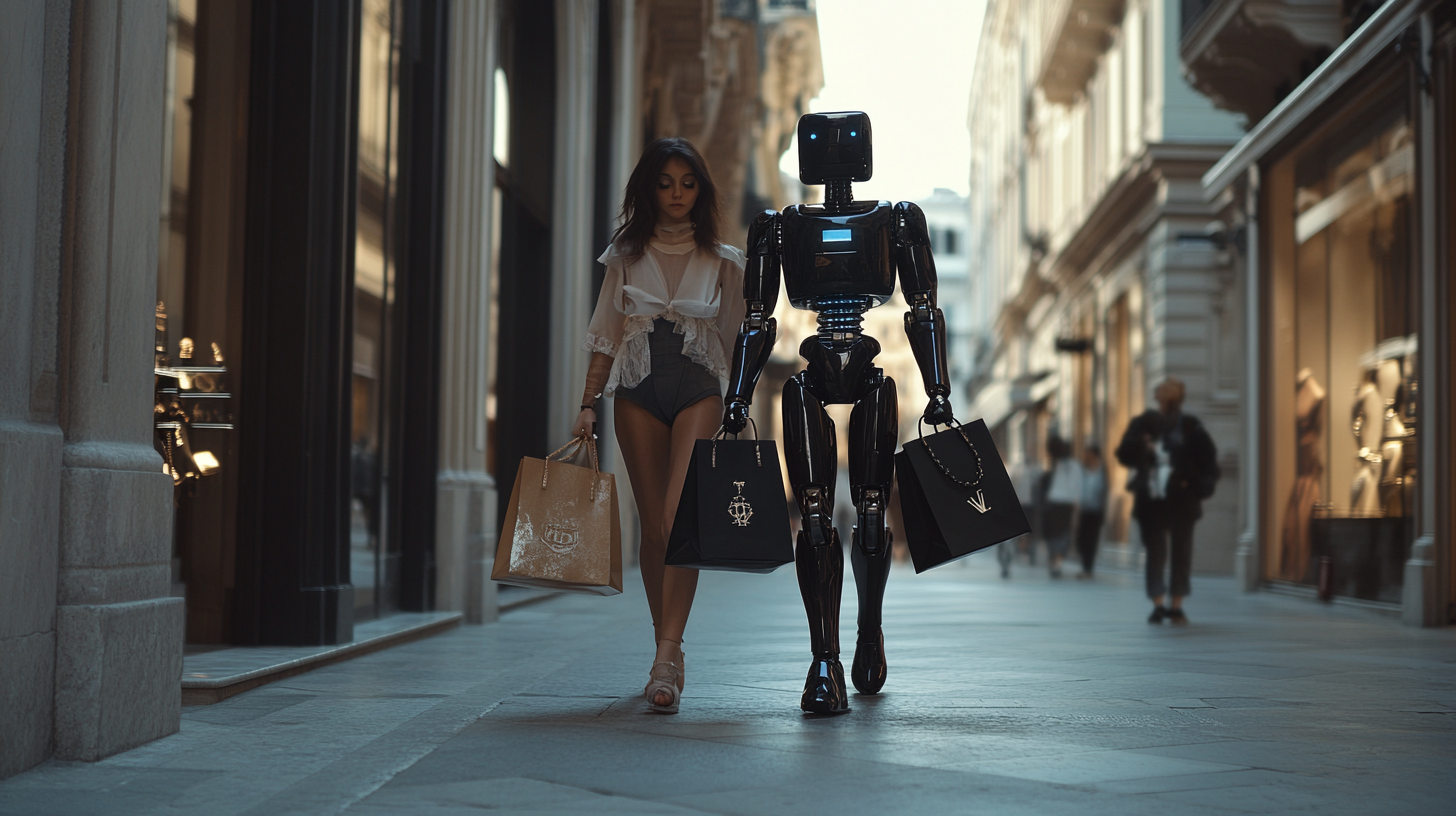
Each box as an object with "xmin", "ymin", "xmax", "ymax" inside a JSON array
[
  {"xmin": 727, "ymin": 481, "xmax": 754, "ymax": 527},
  {"xmin": 542, "ymin": 519, "xmax": 581, "ymax": 553},
  {"xmin": 966, "ymin": 489, "xmax": 991, "ymax": 514}
]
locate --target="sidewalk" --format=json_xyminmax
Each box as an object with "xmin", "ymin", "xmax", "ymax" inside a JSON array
[{"xmin": 2, "ymin": 552, "xmax": 1453, "ymax": 816}]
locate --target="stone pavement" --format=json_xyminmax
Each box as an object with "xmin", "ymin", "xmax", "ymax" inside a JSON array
[{"xmin": 2, "ymin": 552, "xmax": 1454, "ymax": 816}]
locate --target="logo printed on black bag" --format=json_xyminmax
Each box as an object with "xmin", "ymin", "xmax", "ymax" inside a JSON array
[
  {"xmin": 967, "ymin": 488, "xmax": 991, "ymax": 514},
  {"xmin": 542, "ymin": 519, "xmax": 581, "ymax": 553},
  {"xmin": 727, "ymin": 481, "xmax": 754, "ymax": 527}
]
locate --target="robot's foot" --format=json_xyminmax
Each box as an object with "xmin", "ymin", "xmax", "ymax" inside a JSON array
[
  {"xmin": 851, "ymin": 629, "xmax": 887, "ymax": 694},
  {"xmin": 800, "ymin": 656, "xmax": 850, "ymax": 714}
]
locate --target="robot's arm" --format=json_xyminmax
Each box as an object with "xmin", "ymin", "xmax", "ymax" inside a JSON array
[
  {"xmin": 894, "ymin": 201, "xmax": 954, "ymax": 425},
  {"xmin": 723, "ymin": 210, "xmax": 781, "ymax": 433}
]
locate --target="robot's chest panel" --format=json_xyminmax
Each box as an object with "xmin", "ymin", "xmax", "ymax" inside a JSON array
[{"xmin": 781, "ymin": 203, "xmax": 896, "ymax": 310}]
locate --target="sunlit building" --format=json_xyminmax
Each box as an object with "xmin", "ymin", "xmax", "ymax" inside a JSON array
[{"xmin": 966, "ymin": 0, "xmax": 1245, "ymax": 570}]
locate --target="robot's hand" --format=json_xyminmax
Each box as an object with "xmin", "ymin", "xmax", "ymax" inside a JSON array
[
  {"xmin": 723, "ymin": 398, "xmax": 751, "ymax": 434},
  {"xmin": 923, "ymin": 394, "xmax": 955, "ymax": 427}
]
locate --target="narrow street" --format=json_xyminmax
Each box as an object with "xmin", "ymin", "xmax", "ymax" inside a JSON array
[{"xmin": 2, "ymin": 553, "xmax": 1452, "ymax": 816}]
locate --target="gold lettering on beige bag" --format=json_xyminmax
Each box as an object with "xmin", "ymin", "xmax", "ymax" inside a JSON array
[
  {"xmin": 728, "ymin": 481, "xmax": 754, "ymax": 527},
  {"xmin": 967, "ymin": 489, "xmax": 991, "ymax": 514},
  {"xmin": 542, "ymin": 519, "xmax": 581, "ymax": 553}
]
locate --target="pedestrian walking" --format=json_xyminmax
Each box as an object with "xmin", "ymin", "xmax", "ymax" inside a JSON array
[
  {"xmin": 1041, "ymin": 435, "xmax": 1079, "ymax": 579},
  {"xmin": 1002, "ymin": 457, "xmax": 1042, "ymax": 577},
  {"xmin": 572, "ymin": 137, "xmax": 746, "ymax": 713},
  {"xmin": 1115, "ymin": 377, "xmax": 1220, "ymax": 624},
  {"xmin": 1074, "ymin": 445, "xmax": 1107, "ymax": 579}
]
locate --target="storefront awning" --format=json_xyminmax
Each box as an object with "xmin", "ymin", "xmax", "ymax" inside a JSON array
[{"xmin": 1202, "ymin": 0, "xmax": 1425, "ymax": 195}]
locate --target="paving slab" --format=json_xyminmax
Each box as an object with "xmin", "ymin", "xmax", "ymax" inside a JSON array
[{"xmin": 1, "ymin": 551, "xmax": 1454, "ymax": 816}]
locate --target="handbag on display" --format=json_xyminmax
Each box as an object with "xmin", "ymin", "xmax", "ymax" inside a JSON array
[
  {"xmin": 492, "ymin": 433, "xmax": 623, "ymax": 595},
  {"xmin": 666, "ymin": 421, "xmax": 794, "ymax": 573},
  {"xmin": 896, "ymin": 418, "xmax": 1031, "ymax": 573}
]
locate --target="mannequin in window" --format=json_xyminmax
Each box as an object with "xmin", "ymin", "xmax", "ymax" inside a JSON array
[
  {"xmin": 1350, "ymin": 371, "xmax": 1384, "ymax": 517},
  {"xmin": 1375, "ymin": 358, "xmax": 1408, "ymax": 516},
  {"xmin": 1279, "ymin": 368, "xmax": 1324, "ymax": 581}
]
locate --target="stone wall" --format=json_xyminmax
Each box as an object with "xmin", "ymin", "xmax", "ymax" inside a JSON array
[{"xmin": 0, "ymin": 0, "xmax": 183, "ymax": 778}]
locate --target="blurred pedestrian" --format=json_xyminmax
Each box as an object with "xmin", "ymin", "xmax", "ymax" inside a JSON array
[
  {"xmin": 1074, "ymin": 445, "xmax": 1107, "ymax": 579},
  {"xmin": 1041, "ymin": 435, "xmax": 1079, "ymax": 579},
  {"xmin": 1003, "ymin": 457, "xmax": 1042, "ymax": 577},
  {"xmin": 1115, "ymin": 377, "xmax": 1220, "ymax": 624}
]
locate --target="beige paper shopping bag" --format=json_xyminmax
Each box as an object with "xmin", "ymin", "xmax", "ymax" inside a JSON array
[{"xmin": 492, "ymin": 435, "xmax": 622, "ymax": 595}]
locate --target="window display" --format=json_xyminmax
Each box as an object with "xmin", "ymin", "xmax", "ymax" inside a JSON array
[{"xmin": 1272, "ymin": 99, "xmax": 1417, "ymax": 603}]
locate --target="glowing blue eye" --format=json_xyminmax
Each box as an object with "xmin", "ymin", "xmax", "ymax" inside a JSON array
[
  {"xmin": 850, "ymin": 131, "xmax": 857, "ymax": 137},
  {"xmin": 810, "ymin": 133, "xmax": 817, "ymax": 140}
]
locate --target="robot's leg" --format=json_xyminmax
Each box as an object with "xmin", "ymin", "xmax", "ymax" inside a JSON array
[
  {"xmin": 848, "ymin": 375, "xmax": 897, "ymax": 695},
  {"xmin": 782, "ymin": 374, "xmax": 848, "ymax": 714}
]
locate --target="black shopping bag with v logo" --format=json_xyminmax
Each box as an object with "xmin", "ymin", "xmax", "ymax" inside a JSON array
[
  {"xmin": 896, "ymin": 418, "xmax": 1030, "ymax": 573},
  {"xmin": 666, "ymin": 425, "xmax": 794, "ymax": 573}
]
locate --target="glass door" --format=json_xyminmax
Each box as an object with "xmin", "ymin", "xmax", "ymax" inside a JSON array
[{"xmin": 352, "ymin": 0, "xmax": 402, "ymax": 620}]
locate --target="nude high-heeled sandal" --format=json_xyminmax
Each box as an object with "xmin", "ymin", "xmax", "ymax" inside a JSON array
[{"xmin": 645, "ymin": 639, "xmax": 684, "ymax": 713}]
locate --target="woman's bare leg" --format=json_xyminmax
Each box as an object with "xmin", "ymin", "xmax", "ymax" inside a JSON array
[
  {"xmin": 614, "ymin": 398, "xmax": 672, "ymax": 639},
  {"xmin": 655, "ymin": 396, "xmax": 722, "ymax": 654}
]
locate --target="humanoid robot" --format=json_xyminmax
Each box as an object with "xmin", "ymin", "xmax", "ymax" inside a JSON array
[{"xmin": 721, "ymin": 111, "xmax": 954, "ymax": 714}]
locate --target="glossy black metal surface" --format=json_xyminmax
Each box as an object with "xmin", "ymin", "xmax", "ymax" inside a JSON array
[
  {"xmin": 780, "ymin": 202, "xmax": 895, "ymax": 310},
  {"xmin": 782, "ymin": 377, "xmax": 838, "ymax": 508},
  {"xmin": 848, "ymin": 377, "xmax": 898, "ymax": 491},
  {"xmin": 892, "ymin": 201, "xmax": 937, "ymax": 293},
  {"xmin": 797, "ymin": 339, "xmax": 881, "ymax": 406},
  {"xmin": 796, "ymin": 529, "xmax": 849, "ymax": 714},
  {"xmin": 849, "ymin": 543, "xmax": 889, "ymax": 696},
  {"xmin": 797, "ymin": 110, "xmax": 873, "ymax": 184},
  {"xmin": 723, "ymin": 110, "xmax": 955, "ymax": 710},
  {"xmin": 743, "ymin": 209, "xmax": 782, "ymax": 309}
]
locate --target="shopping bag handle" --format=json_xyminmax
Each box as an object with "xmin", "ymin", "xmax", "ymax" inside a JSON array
[
  {"xmin": 541, "ymin": 432, "xmax": 599, "ymax": 489},
  {"xmin": 710, "ymin": 418, "xmax": 761, "ymax": 469},
  {"xmin": 916, "ymin": 416, "xmax": 984, "ymax": 489}
]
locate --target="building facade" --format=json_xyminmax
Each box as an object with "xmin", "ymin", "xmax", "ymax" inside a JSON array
[
  {"xmin": 966, "ymin": 0, "xmax": 1246, "ymax": 568},
  {"xmin": 1186, "ymin": 0, "xmax": 1455, "ymax": 624},
  {"xmin": 1, "ymin": 0, "xmax": 820, "ymax": 779}
]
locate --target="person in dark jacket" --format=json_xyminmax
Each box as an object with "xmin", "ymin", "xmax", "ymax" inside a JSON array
[{"xmin": 1115, "ymin": 377, "xmax": 1219, "ymax": 624}]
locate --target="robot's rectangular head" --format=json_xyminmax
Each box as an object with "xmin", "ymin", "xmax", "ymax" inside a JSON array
[{"xmin": 797, "ymin": 111, "xmax": 872, "ymax": 185}]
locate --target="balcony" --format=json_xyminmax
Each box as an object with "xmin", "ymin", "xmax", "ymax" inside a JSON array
[
  {"xmin": 1037, "ymin": 0, "xmax": 1126, "ymax": 105},
  {"xmin": 1180, "ymin": 0, "xmax": 1345, "ymax": 124}
]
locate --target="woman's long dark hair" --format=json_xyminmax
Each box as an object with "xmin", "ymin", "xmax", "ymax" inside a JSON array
[{"xmin": 610, "ymin": 137, "xmax": 722, "ymax": 256}]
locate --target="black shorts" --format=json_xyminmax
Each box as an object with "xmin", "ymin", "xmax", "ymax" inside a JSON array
[{"xmin": 615, "ymin": 318, "xmax": 721, "ymax": 426}]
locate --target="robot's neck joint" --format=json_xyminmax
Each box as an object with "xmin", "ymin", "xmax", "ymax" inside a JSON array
[{"xmin": 824, "ymin": 179, "xmax": 853, "ymax": 211}]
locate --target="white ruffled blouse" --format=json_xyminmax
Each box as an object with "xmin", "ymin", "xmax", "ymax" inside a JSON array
[{"xmin": 582, "ymin": 232, "xmax": 746, "ymax": 396}]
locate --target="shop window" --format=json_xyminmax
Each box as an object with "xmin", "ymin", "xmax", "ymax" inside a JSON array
[
  {"xmin": 352, "ymin": 0, "xmax": 402, "ymax": 619},
  {"xmin": 155, "ymin": 0, "xmax": 250, "ymax": 644},
  {"xmin": 1268, "ymin": 91, "xmax": 1417, "ymax": 603}
]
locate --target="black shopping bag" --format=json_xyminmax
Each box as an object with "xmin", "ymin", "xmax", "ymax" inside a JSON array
[
  {"xmin": 666, "ymin": 425, "xmax": 794, "ymax": 573},
  {"xmin": 896, "ymin": 418, "xmax": 1030, "ymax": 573}
]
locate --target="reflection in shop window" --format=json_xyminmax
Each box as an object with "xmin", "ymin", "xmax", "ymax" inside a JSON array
[
  {"xmin": 1274, "ymin": 101, "xmax": 1416, "ymax": 604},
  {"xmin": 352, "ymin": 0, "xmax": 401, "ymax": 619}
]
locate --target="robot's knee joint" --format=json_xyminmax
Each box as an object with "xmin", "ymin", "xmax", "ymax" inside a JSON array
[
  {"xmin": 855, "ymin": 488, "xmax": 887, "ymax": 555},
  {"xmin": 800, "ymin": 486, "xmax": 833, "ymax": 546}
]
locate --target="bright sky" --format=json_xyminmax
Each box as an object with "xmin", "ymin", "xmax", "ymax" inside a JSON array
[{"xmin": 781, "ymin": 0, "xmax": 988, "ymax": 201}]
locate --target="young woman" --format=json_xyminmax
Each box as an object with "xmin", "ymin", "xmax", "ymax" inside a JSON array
[{"xmin": 571, "ymin": 138, "xmax": 745, "ymax": 713}]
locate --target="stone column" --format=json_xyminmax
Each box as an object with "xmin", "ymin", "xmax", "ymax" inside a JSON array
[
  {"xmin": 1235, "ymin": 167, "xmax": 1262, "ymax": 592},
  {"xmin": 1402, "ymin": 12, "xmax": 1445, "ymax": 627},
  {"xmin": 603, "ymin": 0, "xmax": 640, "ymax": 566},
  {"xmin": 548, "ymin": 0, "xmax": 600, "ymax": 450},
  {"xmin": 52, "ymin": 0, "xmax": 183, "ymax": 760},
  {"xmin": 0, "ymin": 0, "xmax": 68, "ymax": 780},
  {"xmin": 437, "ymin": 0, "xmax": 499, "ymax": 624}
]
